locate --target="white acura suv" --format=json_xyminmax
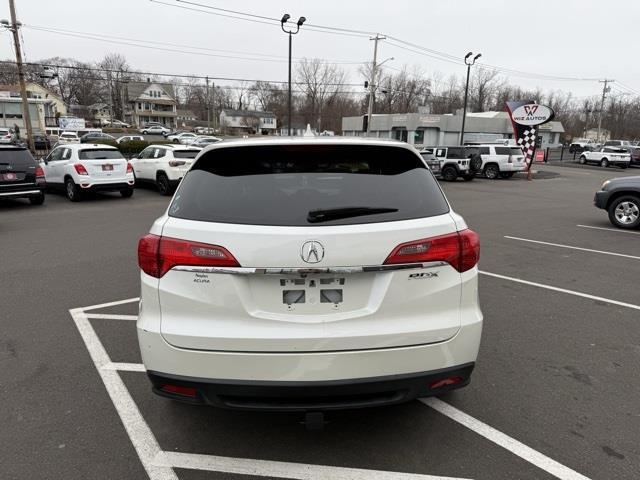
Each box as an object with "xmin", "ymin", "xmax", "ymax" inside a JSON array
[{"xmin": 137, "ymin": 138, "xmax": 482, "ymax": 411}]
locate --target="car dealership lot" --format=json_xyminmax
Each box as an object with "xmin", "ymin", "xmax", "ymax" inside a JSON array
[{"xmin": 1, "ymin": 165, "xmax": 639, "ymax": 480}]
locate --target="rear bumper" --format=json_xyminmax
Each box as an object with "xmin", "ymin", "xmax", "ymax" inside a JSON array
[
  {"xmin": 503, "ymin": 164, "xmax": 527, "ymax": 172},
  {"xmin": 0, "ymin": 187, "xmax": 44, "ymax": 198},
  {"xmin": 147, "ymin": 363, "xmax": 475, "ymax": 411},
  {"xmin": 80, "ymin": 181, "xmax": 134, "ymax": 192}
]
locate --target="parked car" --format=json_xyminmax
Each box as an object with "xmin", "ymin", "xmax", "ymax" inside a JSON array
[
  {"xmin": 0, "ymin": 145, "xmax": 45, "ymax": 205},
  {"xmin": 569, "ymin": 138, "xmax": 598, "ymax": 153},
  {"xmin": 140, "ymin": 125, "xmax": 171, "ymax": 136},
  {"xmin": 418, "ymin": 150, "xmax": 441, "ymax": 175},
  {"xmin": 193, "ymin": 126, "xmax": 216, "ymax": 135},
  {"xmin": 136, "ymin": 138, "xmax": 482, "ymax": 411},
  {"xmin": 57, "ymin": 131, "xmax": 80, "ymax": 145},
  {"xmin": 116, "ymin": 135, "xmax": 145, "ymax": 144},
  {"xmin": 0, "ymin": 128, "xmax": 15, "ymax": 144},
  {"xmin": 32, "ymin": 134, "xmax": 51, "ymax": 150},
  {"xmin": 604, "ymin": 140, "xmax": 631, "ymax": 148},
  {"xmin": 80, "ymin": 132, "xmax": 116, "ymax": 143},
  {"xmin": 40, "ymin": 144, "xmax": 135, "ymax": 201},
  {"xmin": 627, "ymin": 147, "xmax": 640, "ymax": 167},
  {"xmin": 475, "ymin": 144, "xmax": 526, "ymax": 179},
  {"xmin": 594, "ymin": 176, "xmax": 640, "ymax": 229},
  {"xmin": 130, "ymin": 144, "xmax": 199, "ymax": 195},
  {"xmin": 421, "ymin": 146, "xmax": 482, "ymax": 181},
  {"xmin": 166, "ymin": 132, "xmax": 197, "ymax": 144},
  {"xmin": 578, "ymin": 147, "xmax": 630, "ymax": 168},
  {"xmin": 103, "ymin": 119, "xmax": 131, "ymax": 128},
  {"xmin": 186, "ymin": 136, "xmax": 222, "ymax": 148}
]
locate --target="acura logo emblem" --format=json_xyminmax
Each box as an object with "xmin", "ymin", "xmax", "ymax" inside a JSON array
[{"xmin": 300, "ymin": 240, "xmax": 324, "ymax": 264}]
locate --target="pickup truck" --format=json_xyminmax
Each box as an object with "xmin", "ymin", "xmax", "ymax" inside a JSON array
[
  {"xmin": 569, "ymin": 138, "xmax": 598, "ymax": 153},
  {"xmin": 578, "ymin": 147, "xmax": 630, "ymax": 169}
]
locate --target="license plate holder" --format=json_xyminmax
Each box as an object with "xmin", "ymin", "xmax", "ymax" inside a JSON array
[{"xmin": 102, "ymin": 164, "xmax": 114, "ymax": 171}]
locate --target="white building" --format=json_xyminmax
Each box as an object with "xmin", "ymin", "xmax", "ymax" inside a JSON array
[
  {"xmin": 219, "ymin": 109, "xmax": 277, "ymax": 135},
  {"xmin": 342, "ymin": 111, "xmax": 565, "ymax": 149}
]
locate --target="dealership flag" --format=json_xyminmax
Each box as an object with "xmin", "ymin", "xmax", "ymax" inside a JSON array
[{"xmin": 505, "ymin": 101, "xmax": 555, "ymax": 172}]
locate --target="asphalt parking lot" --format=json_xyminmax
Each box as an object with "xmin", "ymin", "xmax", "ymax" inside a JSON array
[{"xmin": 1, "ymin": 164, "xmax": 639, "ymax": 480}]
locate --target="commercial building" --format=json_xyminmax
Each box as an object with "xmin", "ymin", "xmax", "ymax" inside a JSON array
[{"xmin": 342, "ymin": 111, "xmax": 565, "ymax": 148}]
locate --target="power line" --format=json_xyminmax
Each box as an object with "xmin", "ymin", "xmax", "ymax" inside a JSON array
[{"xmin": 24, "ymin": 25, "xmax": 366, "ymax": 66}]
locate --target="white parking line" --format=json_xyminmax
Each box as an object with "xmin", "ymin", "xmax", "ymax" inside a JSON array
[
  {"xmin": 85, "ymin": 313, "xmax": 138, "ymax": 321},
  {"xmin": 102, "ymin": 362, "xmax": 146, "ymax": 372},
  {"xmin": 480, "ymin": 270, "xmax": 640, "ymax": 312},
  {"xmin": 504, "ymin": 235, "xmax": 640, "ymax": 260},
  {"xmin": 155, "ymin": 451, "xmax": 470, "ymax": 480},
  {"xmin": 577, "ymin": 224, "xmax": 640, "ymax": 235},
  {"xmin": 69, "ymin": 308, "xmax": 177, "ymax": 480},
  {"xmin": 421, "ymin": 398, "xmax": 590, "ymax": 480},
  {"xmin": 81, "ymin": 297, "xmax": 140, "ymax": 312}
]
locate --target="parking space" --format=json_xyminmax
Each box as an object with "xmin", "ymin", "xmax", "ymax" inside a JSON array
[{"xmin": 2, "ymin": 164, "xmax": 639, "ymax": 479}]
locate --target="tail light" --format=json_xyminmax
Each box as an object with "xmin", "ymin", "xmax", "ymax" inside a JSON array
[
  {"xmin": 126, "ymin": 162, "xmax": 133, "ymax": 174},
  {"xmin": 35, "ymin": 165, "xmax": 46, "ymax": 185},
  {"xmin": 383, "ymin": 229, "xmax": 480, "ymax": 273},
  {"xmin": 138, "ymin": 234, "xmax": 240, "ymax": 278},
  {"xmin": 74, "ymin": 163, "xmax": 89, "ymax": 175},
  {"xmin": 168, "ymin": 160, "xmax": 186, "ymax": 167},
  {"xmin": 160, "ymin": 384, "xmax": 197, "ymax": 398}
]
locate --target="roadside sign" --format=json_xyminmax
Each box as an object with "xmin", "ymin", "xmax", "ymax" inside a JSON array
[{"xmin": 535, "ymin": 150, "xmax": 545, "ymax": 162}]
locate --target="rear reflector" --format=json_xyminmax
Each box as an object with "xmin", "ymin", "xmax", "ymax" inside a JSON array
[
  {"xmin": 138, "ymin": 234, "xmax": 240, "ymax": 278},
  {"xmin": 161, "ymin": 384, "xmax": 197, "ymax": 398},
  {"xmin": 429, "ymin": 376, "xmax": 464, "ymax": 390},
  {"xmin": 383, "ymin": 229, "xmax": 480, "ymax": 272},
  {"xmin": 74, "ymin": 163, "xmax": 89, "ymax": 175}
]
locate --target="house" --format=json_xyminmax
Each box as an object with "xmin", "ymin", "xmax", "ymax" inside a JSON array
[
  {"xmin": 0, "ymin": 96, "xmax": 43, "ymax": 132},
  {"xmin": 219, "ymin": 109, "xmax": 277, "ymax": 135},
  {"xmin": 88, "ymin": 103, "xmax": 112, "ymax": 126},
  {"xmin": 124, "ymin": 80, "xmax": 177, "ymax": 128},
  {"xmin": 342, "ymin": 110, "xmax": 565, "ymax": 149},
  {"xmin": 177, "ymin": 109, "xmax": 197, "ymax": 126},
  {"xmin": 0, "ymin": 82, "xmax": 67, "ymax": 126}
]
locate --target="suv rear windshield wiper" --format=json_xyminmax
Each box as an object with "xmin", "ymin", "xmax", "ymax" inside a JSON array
[{"xmin": 307, "ymin": 206, "xmax": 398, "ymax": 223}]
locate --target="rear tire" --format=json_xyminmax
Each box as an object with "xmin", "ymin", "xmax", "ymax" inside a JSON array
[
  {"xmin": 29, "ymin": 192, "xmax": 45, "ymax": 205},
  {"xmin": 608, "ymin": 195, "xmax": 640, "ymax": 229},
  {"xmin": 484, "ymin": 164, "xmax": 500, "ymax": 179},
  {"xmin": 600, "ymin": 158, "xmax": 609, "ymax": 168},
  {"xmin": 156, "ymin": 173, "xmax": 172, "ymax": 196},
  {"xmin": 120, "ymin": 188, "xmax": 134, "ymax": 198},
  {"xmin": 65, "ymin": 178, "xmax": 81, "ymax": 202},
  {"xmin": 499, "ymin": 172, "xmax": 515, "ymax": 179},
  {"xmin": 441, "ymin": 165, "xmax": 458, "ymax": 182}
]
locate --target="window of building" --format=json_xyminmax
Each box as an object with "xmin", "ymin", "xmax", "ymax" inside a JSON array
[{"xmin": 414, "ymin": 130, "xmax": 424, "ymax": 144}]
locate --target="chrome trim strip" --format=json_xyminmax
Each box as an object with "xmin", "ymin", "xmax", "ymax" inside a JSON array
[
  {"xmin": 0, "ymin": 189, "xmax": 41, "ymax": 196},
  {"xmin": 173, "ymin": 261, "xmax": 447, "ymax": 275},
  {"xmin": 0, "ymin": 183, "xmax": 32, "ymax": 188}
]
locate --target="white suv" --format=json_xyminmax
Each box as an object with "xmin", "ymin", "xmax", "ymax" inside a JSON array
[
  {"xmin": 130, "ymin": 144, "xmax": 199, "ymax": 195},
  {"xmin": 476, "ymin": 144, "xmax": 526, "ymax": 179},
  {"xmin": 137, "ymin": 138, "xmax": 483, "ymax": 412},
  {"xmin": 57, "ymin": 131, "xmax": 80, "ymax": 145},
  {"xmin": 41, "ymin": 144, "xmax": 135, "ymax": 201}
]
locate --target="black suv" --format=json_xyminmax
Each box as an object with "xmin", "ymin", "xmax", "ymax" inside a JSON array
[{"xmin": 0, "ymin": 146, "xmax": 45, "ymax": 205}]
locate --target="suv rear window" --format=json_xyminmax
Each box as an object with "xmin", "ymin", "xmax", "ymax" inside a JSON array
[
  {"xmin": 169, "ymin": 144, "xmax": 449, "ymax": 226},
  {"xmin": 494, "ymin": 147, "xmax": 523, "ymax": 155},
  {"xmin": 173, "ymin": 150, "xmax": 199, "ymax": 159},
  {"xmin": 78, "ymin": 149, "xmax": 124, "ymax": 160},
  {"xmin": 0, "ymin": 148, "xmax": 34, "ymax": 166}
]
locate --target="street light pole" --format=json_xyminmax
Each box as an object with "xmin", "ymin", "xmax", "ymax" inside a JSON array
[
  {"xmin": 281, "ymin": 14, "xmax": 305, "ymax": 136},
  {"xmin": 2, "ymin": 0, "xmax": 34, "ymax": 152},
  {"xmin": 366, "ymin": 34, "xmax": 385, "ymax": 136},
  {"xmin": 460, "ymin": 52, "xmax": 481, "ymax": 146}
]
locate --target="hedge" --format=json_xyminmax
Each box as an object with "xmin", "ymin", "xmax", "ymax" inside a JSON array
[{"xmin": 90, "ymin": 139, "xmax": 173, "ymax": 157}]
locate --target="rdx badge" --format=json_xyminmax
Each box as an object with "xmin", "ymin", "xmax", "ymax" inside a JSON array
[{"xmin": 409, "ymin": 272, "xmax": 439, "ymax": 279}]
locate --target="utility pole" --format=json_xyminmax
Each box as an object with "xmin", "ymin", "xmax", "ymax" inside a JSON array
[
  {"xmin": 597, "ymin": 79, "xmax": 613, "ymax": 143},
  {"xmin": 366, "ymin": 34, "xmax": 385, "ymax": 136},
  {"xmin": 211, "ymin": 81, "xmax": 216, "ymax": 130},
  {"xmin": 6, "ymin": 0, "xmax": 34, "ymax": 152},
  {"xmin": 205, "ymin": 76, "xmax": 211, "ymax": 132}
]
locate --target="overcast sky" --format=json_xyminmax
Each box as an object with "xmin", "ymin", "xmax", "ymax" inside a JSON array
[{"xmin": 2, "ymin": 0, "xmax": 639, "ymax": 101}]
